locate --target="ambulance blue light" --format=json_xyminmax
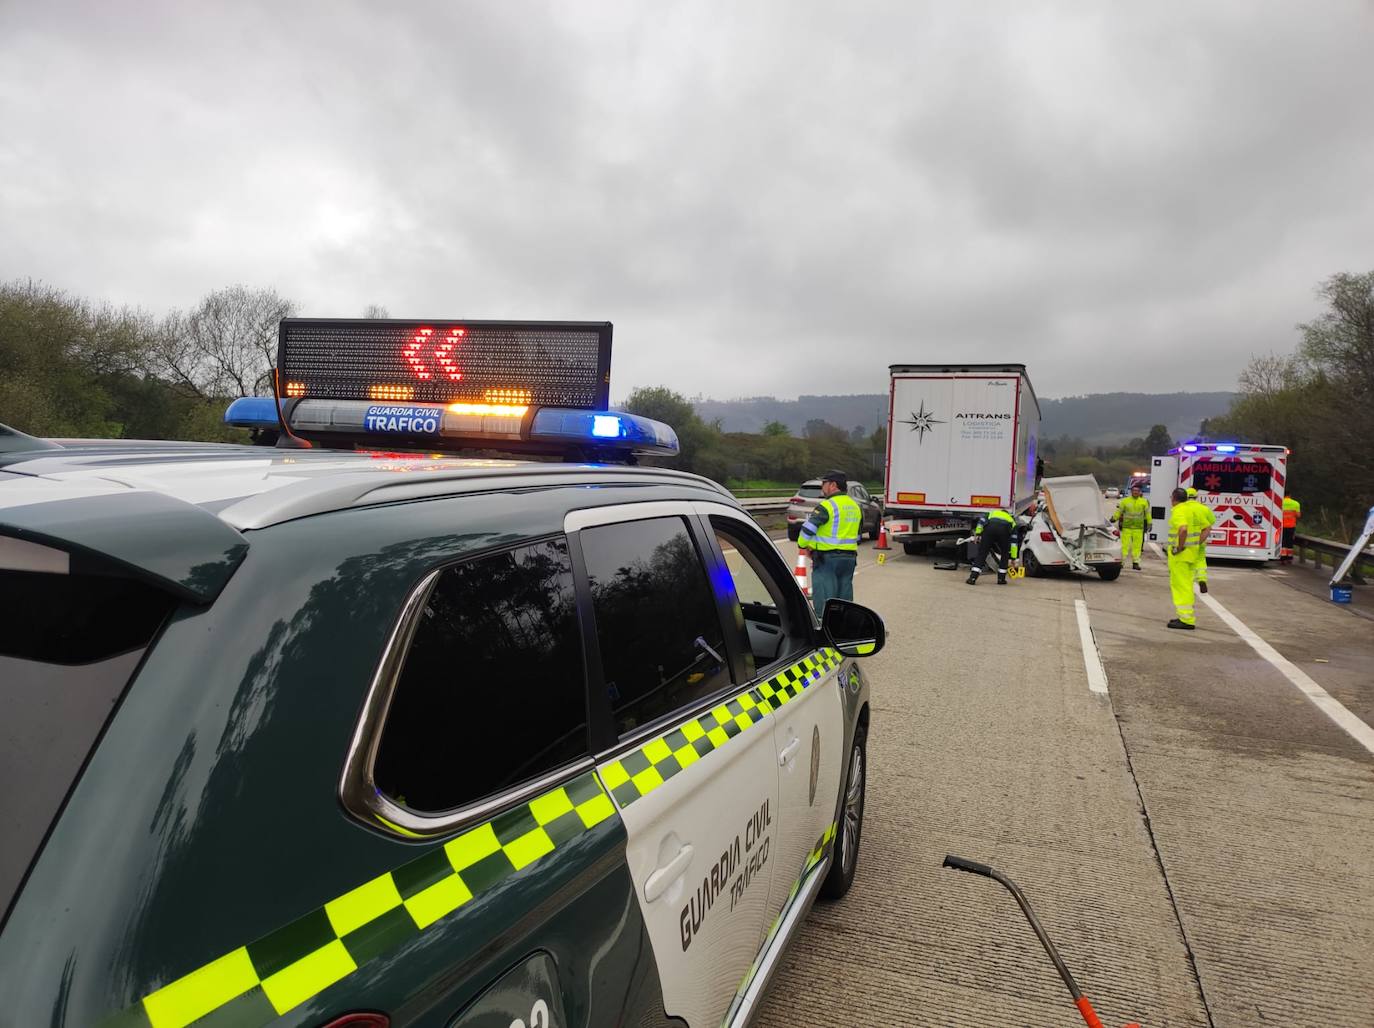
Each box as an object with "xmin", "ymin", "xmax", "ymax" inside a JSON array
[
  {"xmin": 1216, "ymin": 444, "xmax": 1237, "ymax": 453},
  {"xmin": 224, "ymin": 396, "xmax": 281, "ymax": 428},
  {"xmin": 529, "ymin": 408, "xmax": 679, "ymax": 456}
]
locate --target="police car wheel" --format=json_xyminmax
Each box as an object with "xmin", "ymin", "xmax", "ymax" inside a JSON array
[
  {"xmin": 820, "ymin": 726, "xmax": 866, "ymax": 901},
  {"xmin": 1023, "ymin": 549, "xmax": 1043, "ymax": 577}
]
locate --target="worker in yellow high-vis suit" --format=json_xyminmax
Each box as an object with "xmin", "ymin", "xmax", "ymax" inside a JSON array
[
  {"xmin": 1111, "ymin": 483, "xmax": 1150, "ymax": 571},
  {"xmin": 1167, "ymin": 487, "xmax": 1203, "ymax": 630},
  {"xmin": 1184, "ymin": 488, "xmax": 1217, "ymax": 593}
]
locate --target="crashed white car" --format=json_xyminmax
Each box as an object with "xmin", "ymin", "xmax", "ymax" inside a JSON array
[{"xmin": 1021, "ymin": 474, "xmax": 1123, "ymax": 581}]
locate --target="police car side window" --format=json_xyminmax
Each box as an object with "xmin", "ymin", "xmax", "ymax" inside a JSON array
[
  {"xmin": 580, "ymin": 516, "xmax": 732, "ymax": 737},
  {"xmin": 373, "ymin": 538, "xmax": 586, "ymax": 813},
  {"xmin": 710, "ymin": 520, "xmax": 809, "ymax": 676}
]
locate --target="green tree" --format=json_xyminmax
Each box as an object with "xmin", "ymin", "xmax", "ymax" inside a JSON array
[
  {"xmin": 622, "ymin": 385, "xmax": 727, "ymax": 480},
  {"xmin": 1143, "ymin": 424, "xmax": 1173, "ymax": 454},
  {"xmin": 762, "ymin": 420, "xmax": 791, "ymax": 437},
  {"xmin": 1209, "ymin": 269, "xmax": 1374, "ymax": 530}
]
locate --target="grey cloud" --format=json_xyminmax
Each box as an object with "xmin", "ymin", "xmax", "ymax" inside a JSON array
[{"xmin": 2, "ymin": 0, "xmax": 1372, "ymax": 404}]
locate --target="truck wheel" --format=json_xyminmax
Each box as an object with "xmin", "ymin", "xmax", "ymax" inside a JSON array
[
  {"xmin": 787, "ymin": 525, "xmax": 801, "ymax": 542},
  {"xmin": 1096, "ymin": 564, "xmax": 1122, "ymax": 582}
]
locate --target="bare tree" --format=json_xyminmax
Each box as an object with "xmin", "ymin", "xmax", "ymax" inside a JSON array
[
  {"xmin": 361, "ymin": 304, "xmax": 390, "ymax": 319},
  {"xmin": 156, "ymin": 286, "xmax": 296, "ymax": 398}
]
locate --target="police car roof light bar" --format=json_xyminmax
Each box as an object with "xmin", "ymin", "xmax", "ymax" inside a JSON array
[
  {"xmin": 224, "ymin": 396, "xmax": 281, "ymax": 429},
  {"xmin": 236, "ymin": 317, "xmax": 677, "ymax": 459}
]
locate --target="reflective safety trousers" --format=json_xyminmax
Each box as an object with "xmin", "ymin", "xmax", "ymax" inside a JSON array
[
  {"xmin": 802, "ymin": 494, "xmax": 862, "ymax": 552},
  {"xmin": 1169, "ymin": 552, "xmax": 1199, "ymax": 625},
  {"xmin": 1120, "ymin": 528, "xmax": 1144, "ymax": 563}
]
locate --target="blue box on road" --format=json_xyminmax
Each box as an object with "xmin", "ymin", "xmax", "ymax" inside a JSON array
[{"xmin": 1330, "ymin": 584, "xmax": 1353, "ymax": 604}]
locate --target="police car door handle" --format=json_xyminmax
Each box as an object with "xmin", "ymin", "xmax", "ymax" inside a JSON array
[
  {"xmin": 778, "ymin": 738, "xmax": 802, "ymax": 765},
  {"xmin": 644, "ymin": 845, "xmax": 694, "ymax": 902}
]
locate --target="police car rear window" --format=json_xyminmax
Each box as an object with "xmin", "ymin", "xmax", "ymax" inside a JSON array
[
  {"xmin": 374, "ymin": 538, "xmax": 587, "ymax": 814},
  {"xmin": 798, "ymin": 485, "xmax": 823, "ymax": 498},
  {"xmin": 0, "ymin": 570, "xmax": 172, "ymax": 924}
]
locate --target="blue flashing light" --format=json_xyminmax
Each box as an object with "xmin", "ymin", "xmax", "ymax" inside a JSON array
[
  {"xmin": 224, "ymin": 396, "xmax": 281, "ymax": 429},
  {"xmin": 1215, "ymin": 444, "xmax": 1237, "ymax": 453},
  {"xmin": 529, "ymin": 408, "xmax": 679, "ymax": 456},
  {"xmin": 1182, "ymin": 444, "xmax": 1199, "ymax": 452}
]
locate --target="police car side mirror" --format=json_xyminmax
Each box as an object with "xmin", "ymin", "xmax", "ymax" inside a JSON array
[{"xmin": 822, "ymin": 599, "xmax": 886, "ymax": 658}]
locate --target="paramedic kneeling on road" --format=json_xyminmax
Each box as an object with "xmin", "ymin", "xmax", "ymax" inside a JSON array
[
  {"xmin": 966, "ymin": 508, "xmax": 1022, "ymax": 586},
  {"xmin": 798, "ymin": 469, "xmax": 861, "ymax": 615}
]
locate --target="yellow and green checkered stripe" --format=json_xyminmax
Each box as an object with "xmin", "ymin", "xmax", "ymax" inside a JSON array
[
  {"xmin": 110, "ymin": 771, "xmax": 616, "ymax": 1028},
  {"xmin": 600, "ymin": 648, "xmax": 841, "ymax": 809}
]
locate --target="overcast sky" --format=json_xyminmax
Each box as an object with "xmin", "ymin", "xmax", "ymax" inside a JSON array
[{"xmin": 2, "ymin": 0, "xmax": 1372, "ymax": 401}]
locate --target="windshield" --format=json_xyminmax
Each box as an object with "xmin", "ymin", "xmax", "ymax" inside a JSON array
[{"xmin": 0, "ymin": 570, "xmax": 173, "ymax": 923}]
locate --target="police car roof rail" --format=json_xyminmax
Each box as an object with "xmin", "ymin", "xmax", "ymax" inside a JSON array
[{"xmin": 218, "ymin": 462, "xmax": 733, "ymax": 531}]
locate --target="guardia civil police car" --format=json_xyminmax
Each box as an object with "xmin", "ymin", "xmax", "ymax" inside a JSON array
[{"xmin": 0, "ymin": 320, "xmax": 882, "ymax": 1028}]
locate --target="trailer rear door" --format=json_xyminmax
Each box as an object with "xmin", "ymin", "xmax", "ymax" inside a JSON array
[{"xmin": 888, "ymin": 373, "xmax": 1020, "ymax": 510}]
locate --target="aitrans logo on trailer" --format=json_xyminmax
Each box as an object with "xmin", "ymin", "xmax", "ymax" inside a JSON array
[{"xmin": 899, "ymin": 400, "xmax": 945, "ymax": 444}]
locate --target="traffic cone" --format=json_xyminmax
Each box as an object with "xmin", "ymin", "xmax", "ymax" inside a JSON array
[
  {"xmin": 793, "ymin": 549, "xmax": 811, "ymax": 598},
  {"xmin": 875, "ymin": 522, "xmax": 890, "ymax": 550}
]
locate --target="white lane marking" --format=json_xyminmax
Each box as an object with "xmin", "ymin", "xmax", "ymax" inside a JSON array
[
  {"xmin": 1074, "ymin": 599, "xmax": 1109, "ymax": 696},
  {"xmin": 1198, "ymin": 592, "xmax": 1374, "ymax": 756}
]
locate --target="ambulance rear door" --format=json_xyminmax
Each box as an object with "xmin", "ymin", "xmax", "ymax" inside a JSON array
[{"xmin": 1149, "ymin": 456, "xmax": 1178, "ymax": 545}]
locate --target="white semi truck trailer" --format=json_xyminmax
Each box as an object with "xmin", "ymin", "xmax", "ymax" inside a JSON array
[{"xmin": 882, "ymin": 364, "xmax": 1040, "ymax": 554}]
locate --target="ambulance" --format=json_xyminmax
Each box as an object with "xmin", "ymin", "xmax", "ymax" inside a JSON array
[{"xmin": 1148, "ymin": 441, "xmax": 1289, "ymax": 563}]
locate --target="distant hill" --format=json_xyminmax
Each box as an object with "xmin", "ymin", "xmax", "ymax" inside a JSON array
[{"xmin": 688, "ymin": 391, "xmax": 1238, "ymax": 444}]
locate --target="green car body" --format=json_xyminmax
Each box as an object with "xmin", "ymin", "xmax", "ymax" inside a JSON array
[{"xmin": 0, "ymin": 443, "xmax": 877, "ymax": 1028}]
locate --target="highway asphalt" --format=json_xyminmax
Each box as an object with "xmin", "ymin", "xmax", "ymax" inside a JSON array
[{"xmin": 754, "ymin": 537, "xmax": 1373, "ymax": 1027}]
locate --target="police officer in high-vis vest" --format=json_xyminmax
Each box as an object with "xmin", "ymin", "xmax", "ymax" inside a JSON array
[
  {"xmin": 966, "ymin": 508, "xmax": 1021, "ymax": 585},
  {"xmin": 1166, "ymin": 486, "xmax": 1204, "ymax": 630},
  {"xmin": 1111, "ymin": 483, "xmax": 1150, "ymax": 571},
  {"xmin": 797, "ymin": 469, "xmax": 862, "ymax": 616}
]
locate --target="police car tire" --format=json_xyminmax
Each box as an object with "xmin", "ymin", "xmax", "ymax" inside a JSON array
[
  {"xmin": 820, "ymin": 726, "xmax": 866, "ymax": 901},
  {"xmin": 1096, "ymin": 564, "xmax": 1122, "ymax": 582},
  {"xmin": 1023, "ymin": 549, "xmax": 1044, "ymax": 578}
]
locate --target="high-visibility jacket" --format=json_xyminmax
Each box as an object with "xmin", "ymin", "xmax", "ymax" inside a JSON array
[
  {"xmin": 799, "ymin": 493, "xmax": 862, "ymax": 552},
  {"xmin": 1112, "ymin": 496, "xmax": 1150, "ymax": 531},
  {"xmin": 1282, "ymin": 496, "xmax": 1301, "ymax": 528},
  {"xmin": 1168, "ymin": 503, "xmax": 1204, "ymax": 557},
  {"xmin": 974, "ymin": 508, "xmax": 1021, "ymax": 559},
  {"xmin": 1184, "ymin": 498, "xmax": 1216, "ymax": 543}
]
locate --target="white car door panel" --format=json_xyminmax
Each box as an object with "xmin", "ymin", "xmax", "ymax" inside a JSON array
[{"xmin": 599, "ymin": 693, "xmax": 779, "ymax": 1027}]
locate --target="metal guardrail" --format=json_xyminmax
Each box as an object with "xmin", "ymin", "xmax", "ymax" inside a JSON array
[
  {"xmin": 731, "ymin": 487, "xmax": 792, "ymax": 498},
  {"xmin": 737, "ymin": 496, "xmax": 789, "ymax": 514},
  {"xmin": 1294, "ymin": 532, "xmax": 1372, "ymax": 584}
]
